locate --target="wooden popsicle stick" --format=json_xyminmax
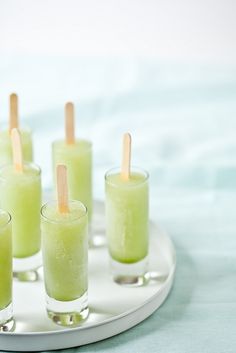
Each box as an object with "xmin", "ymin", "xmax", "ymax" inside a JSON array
[
  {"xmin": 121, "ymin": 133, "xmax": 131, "ymax": 180},
  {"xmin": 65, "ymin": 102, "xmax": 75, "ymax": 144},
  {"xmin": 9, "ymin": 93, "xmax": 19, "ymax": 131},
  {"xmin": 57, "ymin": 164, "xmax": 69, "ymax": 213},
  {"xmin": 11, "ymin": 128, "xmax": 23, "ymax": 172}
]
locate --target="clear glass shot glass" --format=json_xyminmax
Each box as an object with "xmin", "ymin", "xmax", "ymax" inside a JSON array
[
  {"xmin": 52, "ymin": 140, "xmax": 93, "ymax": 223},
  {"xmin": 105, "ymin": 167, "xmax": 149, "ymax": 286},
  {"xmin": 52, "ymin": 140, "xmax": 100, "ymax": 247},
  {"xmin": 41, "ymin": 200, "xmax": 89, "ymax": 326},
  {"xmin": 0, "ymin": 163, "xmax": 42, "ymax": 282},
  {"xmin": 0, "ymin": 209, "xmax": 14, "ymax": 332}
]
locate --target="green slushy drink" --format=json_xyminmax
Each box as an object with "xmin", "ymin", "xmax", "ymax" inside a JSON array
[
  {"xmin": 0, "ymin": 210, "xmax": 12, "ymax": 310},
  {"xmin": 105, "ymin": 166, "xmax": 149, "ymax": 286},
  {"xmin": 105, "ymin": 168, "xmax": 149, "ymax": 264},
  {"xmin": 41, "ymin": 200, "xmax": 88, "ymax": 325},
  {"xmin": 0, "ymin": 164, "xmax": 41, "ymax": 259},
  {"xmin": 52, "ymin": 140, "xmax": 92, "ymax": 222},
  {"xmin": 0, "ymin": 209, "xmax": 14, "ymax": 331},
  {"xmin": 0, "ymin": 129, "xmax": 33, "ymax": 166}
]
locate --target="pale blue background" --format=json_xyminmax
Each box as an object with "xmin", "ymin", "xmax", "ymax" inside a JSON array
[
  {"xmin": 0, "ymin": 56, "xmax": 236, "ymax": 352},
  {"xmin": 1, "ymin": 0, "xmax": 236, "ymax": 350}
]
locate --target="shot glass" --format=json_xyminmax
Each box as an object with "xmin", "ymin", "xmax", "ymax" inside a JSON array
[
  {"xmin": 41, "ymin": 200, "xmax": 89, "ymax": 326},
  {"xmin": 105, "ymin": 167, "xmax": 149, "ymax": 286},
  {"xmin": 0, "ymin": 209, "xmax": 14, "ymax": 332},
  {"xmin": 52, "ymin": 140, "xmax": 93, "ymax": 226},
  {"xmin": 0, "ymin": 163, "xmax": 42, "ymax": 281}
]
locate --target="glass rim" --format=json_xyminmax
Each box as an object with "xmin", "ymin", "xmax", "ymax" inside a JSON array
[
  {"xmin": 0, "ymin": 162, "xmax": 41, "ymax": 176},
  {"xmin": 0, "ymin": 209, "xmax": 11, "ymax": 229},
  {"xmin": 105, "ymin": 166, "xmax": 149, "ymax": 186},
  {"xmin": 41, "ymin": 199, "xmax": 88, "ymax": 224},
  {"xmin": 53, "ymin": 138, "xmax": 92, "ymax": 149}
]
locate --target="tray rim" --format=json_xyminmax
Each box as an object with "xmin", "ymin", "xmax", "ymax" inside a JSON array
[
  {"xmin": 4, "ymin": 268, "xmax": 175, "ymax": 339},
  {"xmin": 0, "ymin": 218, "xmax": 177, "ymax": 351}
]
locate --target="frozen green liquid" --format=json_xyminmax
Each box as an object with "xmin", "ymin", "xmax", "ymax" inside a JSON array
[
  {"xmin": 0, "ymin": 164, "xmax": 41, "ymax": 258},
  {"xmin": 105, "ymin": 169, "xmax": 149, "ymax": 264},
  {"xmin": 0, "ymin": 129, "xmax": 33, "ymax": 166},
  {"xmin": 0, "ymin": 211, "xmax": 12, "ymax": 310},
  {"xmin": 41, "ymin": 201, "xmax": 88, "ymax": 302},
  {"xmin": 52, "ymin": 140, "xmax": 92, "ymax": 222}
]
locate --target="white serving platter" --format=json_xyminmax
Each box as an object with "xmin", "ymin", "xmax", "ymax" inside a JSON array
[{"xmin": 0, "ymin": 201, "xmax": 176, "ymax": 352}]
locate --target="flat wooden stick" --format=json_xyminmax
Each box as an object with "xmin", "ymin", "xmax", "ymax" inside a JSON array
[
  {"xmin": 121, "ymin": 133, "xmax": 131, "ymax": 180},
  {"xmin": 65, "ymin": 102, "xmax": 75, "ymax": 144},
  {"xmin": 11, "ymin": 128, "xmax": 23, "ymax": 172},
  {"xmin": 57, "ymin": 164, "xmax": 69, "ymax": 213},
  {"xmin": 9, "ymin": 93, "xmax": 19, "ymax": 131}
]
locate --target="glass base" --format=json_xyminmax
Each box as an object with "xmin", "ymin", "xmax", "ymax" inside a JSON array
[
  {"xmin": 110, "ymin": 256, "xmax": 148, "ymax": 287},
  {"xmin": 13, "ymin": 270, "xmax": 39, "ymax": 282},
  {"xmin": 0, "ymin": 303, "xmax": 15, "ymax": 332},
  {"xmin": 13, "ymin": 251, "xmax": 42, "ymax": 282},
  {"xmin": 46, "ymin": 291, "xmax": 89, "ymax": 327}
]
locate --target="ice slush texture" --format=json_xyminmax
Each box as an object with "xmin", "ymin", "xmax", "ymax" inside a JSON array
[
  {"xmin": 52, "ymin": 140, "xmax": 92, "ymax": 222},
  {"xmin": 105, "ymin": 170, "xmax": 149, "ymax": 264},
  {"xmin": 41, "ymin": 201, "xmax": 88, "ymax": 302},
  {"xmin": 0, "ymin": 211, "xmax": 12, "ymax": 310},
  {"xmin": 0, "ymin": 164, "xmax": 41, "ymax": 258}
]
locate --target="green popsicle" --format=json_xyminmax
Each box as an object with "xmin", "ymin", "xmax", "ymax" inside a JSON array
[
  {"xmin": 0, "ymin": 129, "xmax": 41, "ymax": 258},
  {"xmin": 52, "ymin": 139, "xmax": 92, "ymax": 220},
  {"xmin": 0, "ymin": 164, "xmax": 41, "ymax": 258},
  {"xmin": 105, "ymin": 133, "xmax": 149, "ymax": 266},
  {"xmin": 52, "ymin": 103, "xmax": 92, "ymax": 221},
  {"xmin": 105, "ymin": 169, "xmax": 149, "ymax": 263},
  {"xmin": 41, "ymin": 200, "xmax": 88, "ymax": 302},
  {"xmin": 0, "ymin": 210, "xmax": 12, "ymax": 310}
]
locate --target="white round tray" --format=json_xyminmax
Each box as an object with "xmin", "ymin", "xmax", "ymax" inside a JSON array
[{"xmin": 0, "ymin": 202, "xmax": 176, "ymax": 352}]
